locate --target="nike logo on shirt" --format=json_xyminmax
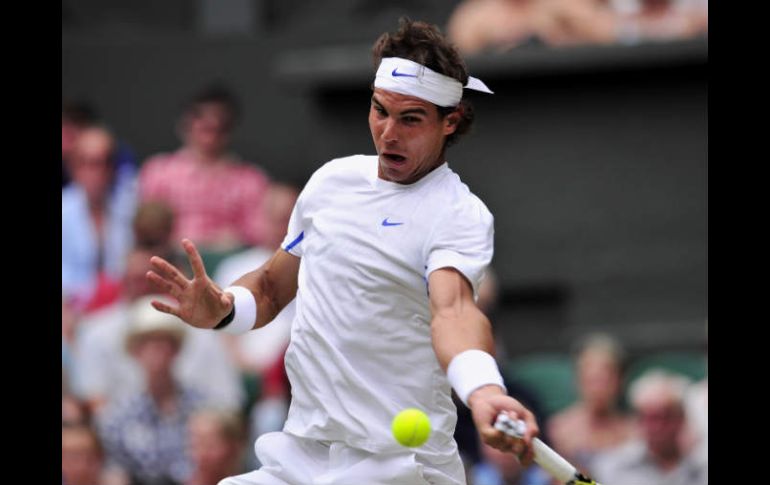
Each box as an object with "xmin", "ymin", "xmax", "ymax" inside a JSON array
[{"xmin": 382, "ymin": 218, "xmax": 404, "ymax": 226}]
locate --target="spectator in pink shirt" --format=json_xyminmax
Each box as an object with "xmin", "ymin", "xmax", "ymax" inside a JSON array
[{"xmin": 139, "ymin": 85, "xmax": 271, "ymax": 253}]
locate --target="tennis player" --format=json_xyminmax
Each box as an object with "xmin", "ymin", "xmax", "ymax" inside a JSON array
[{"xmin": 147, "ymin": 18, "xmax": 540, "ymax": 485}]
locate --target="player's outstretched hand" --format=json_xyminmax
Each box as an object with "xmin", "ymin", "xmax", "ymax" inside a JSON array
[
  {"xmin": 468, "ymin": 384, "xmax": 539, "ymax": 466},
  {"xmin": 145, "ymin": 238, "xmax": 234, "ymax": 329}
]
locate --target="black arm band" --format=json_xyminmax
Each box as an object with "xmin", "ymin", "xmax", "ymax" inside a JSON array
[{"xmin": 214, "ymin": 307, "xmax": 236, "ymax": 330}]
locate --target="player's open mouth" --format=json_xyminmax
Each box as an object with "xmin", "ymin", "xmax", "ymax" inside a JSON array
[{"xmin": 383, "ymin": 153, "xmax": 406, "ymax": 164}]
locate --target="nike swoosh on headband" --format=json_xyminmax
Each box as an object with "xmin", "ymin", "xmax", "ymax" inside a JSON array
[{"xmin": 392, "ymin": 68, "xmax": 418, "ymax": 78}]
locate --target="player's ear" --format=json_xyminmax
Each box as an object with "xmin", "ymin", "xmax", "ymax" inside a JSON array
[{"xmin": 443, "ymin": 110, "xmax": 461, "ymax": 136}]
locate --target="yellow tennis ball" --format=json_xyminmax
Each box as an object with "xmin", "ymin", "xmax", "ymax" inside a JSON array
[{"xmin": 392, "ymin": 408, "xmax": 431, "ymax": 447}]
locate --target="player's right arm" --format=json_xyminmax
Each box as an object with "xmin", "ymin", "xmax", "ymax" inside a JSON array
[
  {"xmin": 146, "ymin": 238, "xmax": 299, "ymax": 330},
  {"xmin": 429, "ymin": 268, "xmax": 539, "ymax": 463}
]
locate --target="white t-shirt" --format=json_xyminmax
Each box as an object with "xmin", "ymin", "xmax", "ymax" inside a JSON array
[{"xmin": 280, "ymin": 155, "xmax": 493, "ymax": 467}]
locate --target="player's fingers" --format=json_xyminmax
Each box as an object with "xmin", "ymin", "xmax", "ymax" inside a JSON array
[
  {"xmin": 150, "ymin": 256, "xmax": 189, "ymax": 289},
  {"xmin": 150, "ymin": 299, "xmax": 182, "ymax": 319},
  {"xmin": 518, "ymin": 409, "xmax": 539, "ymax": 444},
  {"xmin": 511, "ymin": 439, "xmax": 524, "ymax": 456},
  {"xmin": 498, "ymin": 439, "xmax": 514, "ymax": 454},
  {"xmin": 182, "ymin": 239, "xmax": 208, "ymax": 280},
  {"xmin": 145, "ymin": 269, "xmax": 170, "ymax": 290},
  {"xmin": 518, "ymin": 445, "xmax": 535, "ymax": 467},
  {"xmin": 146, "ymin": 271, "xmax": 184, "ymax": 298},
  {"xmin": 480, "ymin": 426, "xmax": 507, "ymax": 449},
  {"xmin": 505, "ymin": 408, "xmax": 539, "ymax": 445},
  {"xmin": 499, "ymin": 434, "xmax": 533, "ymax": 465}
]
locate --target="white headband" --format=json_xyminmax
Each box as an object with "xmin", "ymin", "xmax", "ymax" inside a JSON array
[{"xmin": 374, "ymin": 57, "xmax": 493, "ymax": 107}]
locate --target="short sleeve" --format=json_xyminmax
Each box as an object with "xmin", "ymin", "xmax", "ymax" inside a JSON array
[
  {"xmin": 426, "ymin": 196, "xmax": 494, "ymax": 296},
  {"xmin": 280, "ymin": 167, "xmax": 323, "ymax": 257}
]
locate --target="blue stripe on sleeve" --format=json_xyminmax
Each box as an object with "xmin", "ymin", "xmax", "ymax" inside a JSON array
[{"xmin": 283, "ymin": 231, "xmax": 305, "ymax": 252}]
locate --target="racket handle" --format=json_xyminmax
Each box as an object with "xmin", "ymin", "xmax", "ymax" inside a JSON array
[
  {"xmin": 531, "ymin": 437, "xmax": 578, "ymax": 483},
  {"xmin": 494, "ymin": 413, "xmax": 599, "ymax": 485}
]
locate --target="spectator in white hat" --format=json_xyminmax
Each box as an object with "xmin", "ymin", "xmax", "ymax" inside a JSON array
[{"xmin": 98, "ymin": 296, "xmax": 204, "ymax": 485}]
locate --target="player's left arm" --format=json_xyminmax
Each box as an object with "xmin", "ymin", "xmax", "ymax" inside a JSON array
[{"xmin": 429, "ymin": 267, "xmax": 539, "ymax": 462}]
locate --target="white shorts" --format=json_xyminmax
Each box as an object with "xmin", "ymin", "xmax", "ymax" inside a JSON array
[{"xmin": 218, "ymin": 432, "xmax": 466, "ymax": 485}]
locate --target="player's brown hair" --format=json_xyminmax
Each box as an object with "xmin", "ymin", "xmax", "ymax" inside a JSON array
[{"xmin": 371, "ymin": 17, "xmax": 475, "ymax": 148}]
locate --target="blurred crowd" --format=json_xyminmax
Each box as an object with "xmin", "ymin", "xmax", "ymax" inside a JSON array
[
  {"xmin": 447, "ymin": 0, "xmax": 708, "ymax": 54},
  {"xmin": 62, "ymin": 85, "xmax": 298, "ymax": 485},
  {"xmin": 450, "ymin": 271, "xmax": 708, "ymax": 485},
  {"xmin": 62, "ymin": 78, "xmax": 706, "ymax": 485}
]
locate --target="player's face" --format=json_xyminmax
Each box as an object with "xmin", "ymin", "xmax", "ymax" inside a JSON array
[{"xmin": 369, "ymin": 88, "xmax": 459, "ymax": 184}]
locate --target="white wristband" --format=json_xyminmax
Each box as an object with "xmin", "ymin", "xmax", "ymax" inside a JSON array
[
  {"xmin": 219, "ymin": 286, "xmax": 257, "ymax": 335},
  {"xmin": 447, "ymin": 349, "xmax": 506, "ymax": 407}
]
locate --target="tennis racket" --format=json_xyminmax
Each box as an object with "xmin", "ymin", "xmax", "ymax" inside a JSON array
[{"xmin": 494, "ymin": 413, "xmax": 602, "ymax": 485}]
